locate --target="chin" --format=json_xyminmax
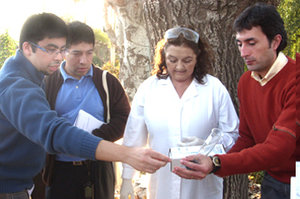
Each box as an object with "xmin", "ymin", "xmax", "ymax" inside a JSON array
[{"xmin": 44, "ymin": 70, "xmax": 55, "ymax": 76}]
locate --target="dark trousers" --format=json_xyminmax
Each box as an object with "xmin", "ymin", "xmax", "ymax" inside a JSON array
[
  {"xmin": 0, "ymin": 191, "xmax": 29, "ymax": 199},
  {"xmin": 46, "ymin": 161, "xmax": 90, "ymax": 199},
  {"xmin": 261, "ymin": 172, "xmax": 290, "ymax": 199}
]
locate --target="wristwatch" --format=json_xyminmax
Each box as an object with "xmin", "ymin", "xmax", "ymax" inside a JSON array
[{"xmin": 209, "ymin": 156, "xmax": 221, "ymax": 173}]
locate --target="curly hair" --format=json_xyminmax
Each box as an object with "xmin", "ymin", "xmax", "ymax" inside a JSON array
[{"xmin": 152, "ymin": 34, "xmax": 211, "ymax": 84}]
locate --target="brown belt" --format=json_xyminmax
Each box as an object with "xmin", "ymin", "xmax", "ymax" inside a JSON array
[{"xmin": 55, "ymin": 160, "xmax": 87, "ymax": 166}]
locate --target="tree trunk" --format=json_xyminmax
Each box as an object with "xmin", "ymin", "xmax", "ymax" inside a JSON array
[{"xmin": 103, "ymin": 0, "xmax": 280, "ymax": 198}]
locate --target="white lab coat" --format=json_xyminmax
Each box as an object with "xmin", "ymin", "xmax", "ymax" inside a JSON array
[{"xmin": 122, "ymin": 75, "xmax": 239, "ymax": 199}]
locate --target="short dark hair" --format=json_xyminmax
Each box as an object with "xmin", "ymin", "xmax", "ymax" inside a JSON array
[
  {"xmin": 19, "ymin": 13, "xmax": 67, "ymax": 50},
  {"xmin": 152, "ymin": 34, "xmax": 211, "ymax": 84},
  {"xmin": 233, "ymin": 3, "xmax": 287, "ymax": 54},
  {"xmin": 66, "ymin": 21, "xmax": 95, "ymax": 48}
]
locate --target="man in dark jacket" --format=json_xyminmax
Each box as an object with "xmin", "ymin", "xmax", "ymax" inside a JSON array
[{"xmin": 43, "ymin": 21, "xmax": 130, "ymax": 199}]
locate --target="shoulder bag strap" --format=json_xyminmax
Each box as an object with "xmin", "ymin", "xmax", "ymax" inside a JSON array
[{"xmin": 102, "ymin": 70, "xmax": 110, "ymax": 123}]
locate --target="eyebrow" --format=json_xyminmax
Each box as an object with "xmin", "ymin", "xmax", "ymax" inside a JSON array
[
  {"xmin": 70, "ymin": 49, "xmax": 94, "ymax": 53},
  {"xmin": 236, "ymin": 37, "xmax": 255, "ymax": 42},
  {"xmin": 45, "ymin": 44, "xmax": 66, "ymax": 49}
]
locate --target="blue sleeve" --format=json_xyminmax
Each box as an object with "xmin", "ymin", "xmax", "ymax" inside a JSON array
[{"xmin": 0, "ymin": 77, "xmax": 102, "ymax": 160}]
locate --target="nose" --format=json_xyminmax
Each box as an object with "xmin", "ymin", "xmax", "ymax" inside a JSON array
[
  {"xmin": 176, "ymin": 60, "xmax": 184, "ymax": 69},
  {"xmin": 80, "ymin": 54, "xmax": 88, "ymax": 64},
  {"xmin": 54, "ymin": 51, "xmax": 64, "ymax": 61},
  {"xmin": 239, "ymin": 45, "xmax": 250, "ymax": 58}
]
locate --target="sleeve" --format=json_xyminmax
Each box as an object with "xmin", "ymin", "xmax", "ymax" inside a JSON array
[
  {"xmin": 215, "ymin": 79, "xmax": 239, "ymax": 152},
  {"xmin": 0, "ymin": 77, "xmax": 101, "ymax": 160},
  {"xmin": 121, "ymin": 80, "xmax": 149, "ymax": 179},
  {"xmin": 216, "ymin": 74, "xmax": 296, "ymax": 177},
  {"xmin": 92, "ymin": 72, "xmax": 131, "ymax": 142}
]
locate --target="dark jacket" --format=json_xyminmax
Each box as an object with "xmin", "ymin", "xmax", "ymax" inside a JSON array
[{"xmin": 43, "ymin": 64, "xmax": 130, "ymax": 199}]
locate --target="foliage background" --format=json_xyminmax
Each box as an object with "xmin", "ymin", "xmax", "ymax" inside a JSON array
[
  {"xmin": 278, "ymin": 0, "xmax": 300, "ymax": 59},
  {"xmin": 0, "ymin": 31, "xmax": 17, "ymax": 68}
]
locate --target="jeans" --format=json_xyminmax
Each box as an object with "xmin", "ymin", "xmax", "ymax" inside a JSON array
[
  {"xmin": 0, "ymin": 191, "xmax": 29, "ymax": 199},
  {"xmin": 261, "ymin": 172, "xmax": 290, "ymax": 199}
]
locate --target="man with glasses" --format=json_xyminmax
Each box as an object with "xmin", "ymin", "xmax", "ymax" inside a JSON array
[
  {"xmin": 0, "ymin": 13, "xmax": 170, "ymax": 199},
  {"xmin": 29, "ymin": 42, "xmax": 67, "ymax": 57},
  {"xmin": 173, "ymin": 3, "xmax": 297, "ymax": 199},
  {"xmin": 42, "ymin": 21, "xmax": 130, "ymax": 199}
]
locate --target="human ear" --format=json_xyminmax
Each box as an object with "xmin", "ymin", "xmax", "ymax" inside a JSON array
[
  {"xmin": 271, "ymin": 34, "xmax": 282, "ymax": 51},
  {"xmin": 22, "ymin": 41, "xmax": 33, "ymax": 56}
]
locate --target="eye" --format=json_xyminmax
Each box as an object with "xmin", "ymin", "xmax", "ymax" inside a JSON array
[
  {"xmin": 236, "ymin": 42, "xmax": 242, "ymax": 47},
  {"xmin": 87, "ymin": 50, "xmax": 94, "ymax": 55},
  {"xmin": 46, "ymin": 48, "xmax": 58, "ymax": 54},
  {"xmin": 167, "ymin": 57, "xmax": 177, "ymax": 63},
  {"xmin": 71, "ymin": 52, "xmax": 82, "ymax": 56},
  {"xmin": 183, "ymin": 58, "xmax": 193, "ymax": 64},
  {"xmin": 249, "ymin": 42, "xmax": 256, "ymax": 46}
]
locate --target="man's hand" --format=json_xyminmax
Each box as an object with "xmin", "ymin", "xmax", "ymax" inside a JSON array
[
  {"xmin": 95, "ymin": 140, "xmax": 170, "ymax": 173},
  {"xmin": 172, "ymin": 153, "xmax": 213, "ymax": 180},
  {"xmin": 124, "ymin": 147, "xmax": 170, "ymax": 173}
]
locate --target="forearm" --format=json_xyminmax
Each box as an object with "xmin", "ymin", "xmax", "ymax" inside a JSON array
[
  {"xmin": 92, "ymin": 114, "xmax": 128, "ymax": 142},
  {"xmin": 217, "ymin": 129, "xmax": 295, "ymax": 176},
  {"xmin": 95, "ymin": 140, "xmax": 129, "ymax": 162},
  {"xmin": 95, "ymin": 140, "xmax": 171, "ymax": 173}
]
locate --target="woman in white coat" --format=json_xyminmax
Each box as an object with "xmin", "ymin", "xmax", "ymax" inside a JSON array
[{"xmin": 120, "ymin": 27, "xmax": 239, "ymax": 199}]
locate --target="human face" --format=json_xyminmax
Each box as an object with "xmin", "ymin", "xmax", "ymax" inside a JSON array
[
  {"xmin": 236, "ymin": 26, "xmax": 280, "ymax": 77},
  {"xmin": 64, "ymin": 42, "xmax": 94, "ymax": 80},
  {"xmin": 25, "ymin": 37, "xmax": 66, "ymax": 75},
  {"xmin": 165, "ymin": 45, "xmax": 197, "ymax": 85}
]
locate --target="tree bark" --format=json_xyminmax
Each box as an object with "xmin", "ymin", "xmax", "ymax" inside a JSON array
[{"xmin": 103, "ymin": 0, "xmax": 280, "ymax": 198}]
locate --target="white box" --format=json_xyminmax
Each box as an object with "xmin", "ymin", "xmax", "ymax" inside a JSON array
[{"xmin": 168, "ymin": 144, "xmax": 225, "ymax": 171}]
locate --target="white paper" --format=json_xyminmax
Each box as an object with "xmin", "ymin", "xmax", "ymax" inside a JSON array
[
  {"xmin": 73, "ymin": 109, "xmax": 104, "ymax": 133},
  {"xmin": 296, "ymin": 162, "xmax": 300, "ymax": 196},
  {"xmin": 291, "ymin": 161, "xmax": 300, "ymax": 199}
]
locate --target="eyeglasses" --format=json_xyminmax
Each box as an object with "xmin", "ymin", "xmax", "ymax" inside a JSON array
[
  {"xmin": 164, "ymin": 27, "xmax": 199, "ymax": 43},
  {"xmin": 29, "ymin": 42, "xmax": 66, "ymax": 56}
]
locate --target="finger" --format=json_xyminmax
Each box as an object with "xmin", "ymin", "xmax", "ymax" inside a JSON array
[
  {"xmin": 177, "ymin": 166, "xmax": 207, "ymax": 179},
  {"xmin": 172, "ymin": 166, "xmax": 205, "ymax": 180},
  {"xmin": 182, "ymin": 154, "xmax": 197, "ymax": 161},
  {"xmin": 148, "ymin": 157, "xmax": 170, "ymax": 170},
  {"xmin": 180, "ymin": 159, "xmax": 200, "ymax": 171},
  {"xmin": 150, "ymin": 150, "xmax": 171, "ymax": 162}
]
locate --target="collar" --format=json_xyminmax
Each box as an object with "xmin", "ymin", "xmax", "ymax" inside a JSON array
[
  {"xmin": 158, "ymin": 75, "xmax": 208, "ymax": 86},
  {"xmin": 251, "ymin": 52, "xmax": 288, "ymax": 86},
  {"xmin": 14, "ymin": 49, "xmax": 44, "ymax": 86},
  {"xmin": 60, "ymin": 61, "xmax": 93, "ymax": 81}
]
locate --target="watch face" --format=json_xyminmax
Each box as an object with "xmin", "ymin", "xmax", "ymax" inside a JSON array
[{"xmin": 213, "ymin": 156, "xmax": 221, "ymax": 166}]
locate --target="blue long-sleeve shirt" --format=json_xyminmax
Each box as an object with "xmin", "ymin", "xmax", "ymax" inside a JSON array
[{"xmin": 0, "ymin": 50, "xmax": 102, "ymax": 193}]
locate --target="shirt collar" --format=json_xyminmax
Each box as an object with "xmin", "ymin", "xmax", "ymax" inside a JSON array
[
  {"xmin": 159, "ymin": 75, "xmax": 208, "ymax": 86},
  {"xmin": 251, "ymin": 52, "xmax": 288, "ymax": 86},
  {"xmin": 60, "ymin": 61, "xmax": 93, "ymax": 81}
]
